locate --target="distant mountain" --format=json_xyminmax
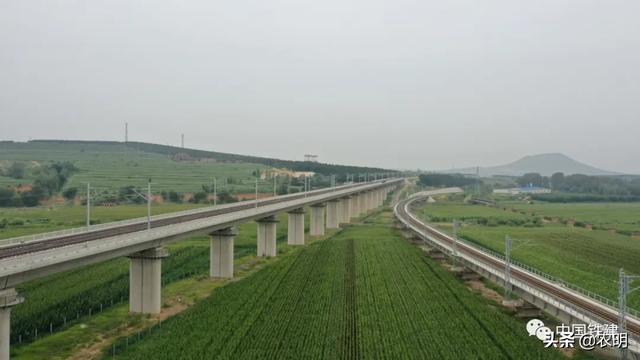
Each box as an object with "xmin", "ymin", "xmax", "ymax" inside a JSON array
[{"xmin": 443, "ymin": 153, "xmax": 620, "ymax": 177}]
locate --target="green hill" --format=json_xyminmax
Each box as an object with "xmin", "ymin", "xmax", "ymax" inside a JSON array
[{"xmin": 0, "ymin": 140, "xmax": 389, "ymax": 196}]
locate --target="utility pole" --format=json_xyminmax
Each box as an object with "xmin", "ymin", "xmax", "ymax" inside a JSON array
[
  {"xmin": 452, "ymin": 220, "xmax": 459, "ymax": 264},
  {"xmin": 86, "ymin": 183, "xmax": 91, "ymax": 230},
  {"xmin": 213, "ymin": 178, "xmax": 217, "ymax": 206},
  {"xmin": 147, "ymin": 180, "xmax": 151, "ymax": 230},
  {"xmin": 505, "ymin": 235, "xmax": 512, "ymax": 300},
  {"xmin": 619, "ymin": 268, "xmax": 640, "ymax": 360},
  {"xmin": 255, "ymin": 178, "xmax": 258, "ymax": 208}
]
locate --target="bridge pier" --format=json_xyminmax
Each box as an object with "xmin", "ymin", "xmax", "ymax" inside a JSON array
[
  {"xmin": 0, "ymin": 289, "xmax": 23, "ymax": 360},
  {"xmin": 210, "ymin": 227, "xmax": 237, "ymax": 278},
  {"xmin": 326, "ymin": 199, "xmax": 340, "ymax": 229},
  {"xmin": 352, "ymin": 193, "xmax": 360, "ymax": 218},
  {"xmin": 358, "ymin": 192, "xmax": 366, "ymax": 215},
  {"xmin": 350, "ymin": 194, "xmax": 360, "ymax": 218},
  {"xmin": 340, "ymin": 196, "xmax": 351, "ymax": 224},
  {"xmin": 310, "ymin": 204, "xmax": 325, "ymax": 236},
  {"xmin": 257, "ymin": 216, "xmax": 278, "ymax": 257},
  {"xmin": 129, "ymin": 247, "xmax": 168, "ymax": 314},
  {"xmin": 287, "ymin": 208, "xmax": 305, "ymax": 245}
]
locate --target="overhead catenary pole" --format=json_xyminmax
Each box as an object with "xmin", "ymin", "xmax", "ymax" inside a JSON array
[
  {"xmin": 86, "ymin": 183, "xmax": 91, "ymax": 230},
  {"xmin": 505, "ymin": 235, "xmax": 512, "ymax": 300},
  {"xmin": 452, "ymin": 219, "xmax": 459, "ymax": 263},
  {"xmin": 255, "ymin": 178, "xmax": 258, "ymax": 208},
  {"xmin": 213, "ymin": 178, "xmax": 217, "ymax": 206},
  {"xmin": 147, "ymin": 180, "xmax": 151, "ymax": 230},
  {"xmin": 619, "ymin": 268, "xmax": 640, "ymax": 360},
  {"xmin": 273, "ymin": 174, "xmax": 277, "ymax": 197}
]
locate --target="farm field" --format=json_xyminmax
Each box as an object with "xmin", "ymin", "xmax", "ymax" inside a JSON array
[
  {"xmin": 506, "ymin": 202, "xmax": 640, "ymax": 234},
  {"xmin": 418, "ymin": 200, "xmax": 640, "ymax": 310},
  {"xmin": 0, "ymin": 141, "xmax": 265, "ymax": 193},
  {"xmin": 0, "ymin": 203, "xmax": 207, "ymax": 239},
  {"xmin": 108, "ymin": 210, "xmax": 565, "ymax": 360},
  {"xmin": 8, "ymin": 211, "xmax": 295, "ymax": 351}
]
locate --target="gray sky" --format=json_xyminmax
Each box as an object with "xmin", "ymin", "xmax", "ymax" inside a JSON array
[{"xmin": 1, "ymin": 1, "xmax": 639, "ymax": 173}]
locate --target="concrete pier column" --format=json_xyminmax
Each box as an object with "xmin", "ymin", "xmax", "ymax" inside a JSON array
[
  {"xmin": 349, "ymin": 195, "xmax": 358, "ymax": 219},
  {"xmin": 129, "ymin": 247, "xmax": 168, "ymax": 314},
  {"xmin": 210, "ymin": 227, "xmax": 237, "ymax": 278},
  {"xmin": 326, "ymin": 199, "xmax": 340, "ymax": 229},
  {"xmin": 257, "ymin": 216, "xmax": 278, "ymax": 257},
  {"xmin": 310, "ymin": 204, "xmax": 326, "ymax": 236},
  {"xmin": 0, "ymin": 289, "xmax": 23, "ymax": 360},
  {"xmin": 350, "ymin": 194, "xmax": 359, "ymax": 218},
  {"xmin": 341, "ymin": 196, "xmax": 351, "ymax": 224},
  {"xmin": 358, "ymin": 193, "xmax": 366, "ymax": 215},
  {"xmin": 287, "ymin": 208, "xmax": 305, "ymax": 245}
]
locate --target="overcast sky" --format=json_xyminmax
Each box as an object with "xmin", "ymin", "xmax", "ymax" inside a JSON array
[{"xmin": 1, "ymin": 1, "xmax": 639, "ymax": 173}]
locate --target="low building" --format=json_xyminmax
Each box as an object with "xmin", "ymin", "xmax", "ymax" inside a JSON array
[{"xmin": 493, "ymin": 186, "xmax": 551, "ymax": 195}]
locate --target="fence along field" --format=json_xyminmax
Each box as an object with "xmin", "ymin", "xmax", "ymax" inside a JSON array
[
  {"xmin": 108, "ymin": 212, "xmax": 565, "ymax": 360},
  {"xmin": 419, "ymin": 199, "xmax": 640, "ymax": 311}
]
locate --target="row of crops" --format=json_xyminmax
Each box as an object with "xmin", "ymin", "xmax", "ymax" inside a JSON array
[
  {"xmin": 10, "ymin": 214, "xmax": 292, "ymax": 347},
  {"xmin": 12, "ymin": 246, "xmax": 210, "ymax": 344},
  {"xmin": 108, "ymin": 214, "xmax": 564, "ymax": 359},
  {"xmin": 419, "ymin": 200, "xmax": 640, "ymax": 311}
]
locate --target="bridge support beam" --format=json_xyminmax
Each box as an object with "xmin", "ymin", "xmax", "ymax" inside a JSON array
[
  {"xmin": 326, "ymin": 199, "xmax": 340, "ymax": 229},
  {"xmin": 310, "ymin": 204, "xmax": 325, "ymax": 236},
  {"xmin": 0, "ymin": 289, "xmax": 23, "ymax": 360},
  {"xmin": 287, "ymin": 208, "xmax": 305, "ymax": 245},
  {"xmin": 340, "ymin": 196, "xmax": 351, "ymax": 224},
  {"xmin": 257, "ymin": 216, "xmax": 278, "ymax": 257},
  {"xmin": 210, "ymin": 227, "xmax": 237, "ymax": 278},
  {"xmin": 129, "ymin": 247, "xmax": 168, "ymax": 314}
]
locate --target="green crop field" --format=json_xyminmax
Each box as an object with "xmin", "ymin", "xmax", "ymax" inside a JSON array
[
  {"xmin": 106, "ymin": 211, "xmax": 564, "ymax": 360},
  {"xmin": 419, "ymin": 200, "xmax": 640, "ymax": 310},
  {"xmin": 507, "ymin": 202, "xmax": 640, "ymax": 234},
  {"xmin": 419, "ymin": 201, "xmax": 531, "ymax": 223},
  {"xmin": 0, "ymin": 203, "xmax": 206, "ymax": 239},
  {"xmin": 0, "ymin": 141, "xmax": 265, "ymax": 193},
  {"xmin": 8, "ymin": 211, "xmax": 294, "ymax": 349}
]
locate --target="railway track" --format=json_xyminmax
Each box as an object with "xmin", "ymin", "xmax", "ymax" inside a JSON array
[
  {"xmin": 0, "ymin": 182, "xmax": 373, "ymax": 260},
  {"xmin": 394, "ymin": 195, "xmax": 640, "ymax": 340}
]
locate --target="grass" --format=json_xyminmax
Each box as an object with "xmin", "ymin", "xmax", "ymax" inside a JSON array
[
  {"xmin": 419, "ymin": 199, "xmax": 640, "ymax": 310},
  {"xmin": 8, "ymin": 210, "xmax": 295, "ymax": 349},
  {"xmin": 0, "ymin": 203, "xmax": 206, "ymax": 239},
  {"xmin": 104, "ymin": 209, "xmax": 565, "ymax": 359},
  {"xmin": 507, "ymin": 202, "xmax": 640, "ymax": 234},
  {"xmin": 0, "ymin": 141, "xmax": 265, "ymax": 193},
  {"xmin": 11, "ymin": 208, "xmax": 336, "ymax": 360}
]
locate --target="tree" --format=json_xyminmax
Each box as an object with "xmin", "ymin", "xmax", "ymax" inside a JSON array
[
  {"xmin": 62, "ymin": 187, "xmax": 78, "ymax": 200},
  {"xmin": 20, "ymin": 186, "xmax": 46, "ymax": 207},
  {"xmin": 168, "ymin": 191, "xmax": 181, "ymax": 203},
  {"xmin": 517, "ymin": 173, "xmax": 543, "ymax": 187},
  {"xmin": 550, "ymin": 172, "xmax": 565, "ymax": 190},
  {"xmin": 0, "ymin": 187, "xmax": 15, "ymax": 207},
  {"xmin": 217, "ymin": 190, "xmax": 237, "ymax": 204},
  {"xmin": 191, "ymin": 191, "xmax": 208, "ymax": 203},
  {"xmin": 6, "ymin": 162, "xmax": 26, "ymax": 179}
]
